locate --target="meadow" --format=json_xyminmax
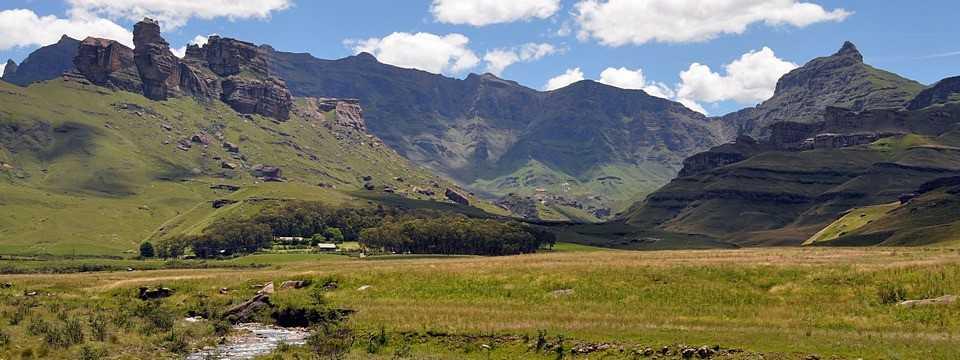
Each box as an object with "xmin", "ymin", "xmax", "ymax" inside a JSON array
[{"xmin": 0, "ymin": 246, "xmax": 959, "ymax": 359}]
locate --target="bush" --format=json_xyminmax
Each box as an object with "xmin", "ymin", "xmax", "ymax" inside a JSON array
[
  {"xmin": 878, "ymin": 283, "xmax": 908, "ymax": 304},
  {"xmin": 139, "ymin": 241, "xmax": 155, "ymax": 258},
  {"xmin": 308, "ymin": 324, "xmax": 354, "ymax": 360},
  {"xmin": 360, "ymin": 214, "xmax": 555, "ymax": 256}
]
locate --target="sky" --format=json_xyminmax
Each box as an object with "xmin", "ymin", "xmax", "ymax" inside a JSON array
[{"xmin": 1, "ymin": 0, "xmax": 958, "ymax": 116}]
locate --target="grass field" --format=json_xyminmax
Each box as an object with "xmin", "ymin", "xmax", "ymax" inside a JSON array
[{"xmin": 1, "ymin": 246, "xmax": 959, "ymax": 359}]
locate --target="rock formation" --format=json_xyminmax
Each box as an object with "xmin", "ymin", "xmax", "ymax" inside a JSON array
[
  {"xmin": 317, "ymin": 98, "xmax": 366, "ymax": 131},
  {"xmin": 133, "ymin": 18, "xmax": 181, "ymax": 100},
  {"xmin": 445, "ymin": 188, "xmax": 470, "ymax": 206},
  {"xmin": 68, "ymin": 18, "xmax": 293, "ymax": 120},
  {"xmin": 221, "ymin": 76, "xmax": 292, "ymax": 120},
  {"xmin": 907, "ymin": 76, "xmax": 960, "ymax": 110},
  {"xmin": 73, "ymin": 37, "xmax": 142, "ymax": 92},
  {"xmin": 2, "ymin": 60, "xmax": 16, "ymax": 78}
]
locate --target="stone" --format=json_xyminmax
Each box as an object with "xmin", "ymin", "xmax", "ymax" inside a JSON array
[
  {"xmin": 221, "ymin": 161, "xmax": 238, "ymax": 170},
  {"xmin": 212, "ymin": 199, "xmax": 238, "ymax": 208},
  {"xmin": 897, "ymin": 295, "xmax": 957, "ymax": 308},
  {"xmin": 317, "ymin": 98, "xmax": 366, "ymax": 131},
  {"xmin": 280, "ymin": 280, "xmax": 310, "ymax": 289},
  {"xmin": 222, "ymin": 141, "xmax": 240, "ymax": 153},
  {"xmin": 257, "ymin": 282, "xmax": 275, "ymax": 295},
  {"xmin": 133, "ymin": 18, "xmax": 181, "ymax": 100},
  {"xmin": 210, "ymin": 184, "xmax": 241, "ymax": 191},
  {"xmin": 191, "ymin": 132, "xmax": 212, "ymax": 145},
  {"xmin": 445, "ymin": 188, "xmax": 470, "ymax": 206},
  {"xmin": 199, "ymin": 36, "xmax": 269, "ymax": 77},
  {"xmin": 222, "ymin": 293, "xmax": 271, "ymax": 324},
  {"xmin": 251, "ymin": 164, "xmax": 282, "ymax": 181},
  {"xmin": 138, "ymin": 286, "xmax": 174, "ymax": 300},
  {"xmin": 363, "ymin": 183, "xmax": 375, "ymax": 191}
]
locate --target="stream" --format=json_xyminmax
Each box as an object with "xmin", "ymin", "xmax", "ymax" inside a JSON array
[{"xmin": 186, "ymin": 323, "xmax": 310, "ymax": 360}]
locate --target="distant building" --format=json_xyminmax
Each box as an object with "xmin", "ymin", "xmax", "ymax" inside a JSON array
[
  {"xmin": 276, "ymin": 236, "xmax": 305, "ymax": 243},
  {"xmin": 316, "ymin": 243, "xmax": 338, "ymax": 252}
]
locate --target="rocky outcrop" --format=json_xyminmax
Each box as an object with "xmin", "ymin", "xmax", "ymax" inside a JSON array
[
  {"xmin": 73, "ymin": 37, "xmax": 142, "ymax": 92},
  {"xmin": 2, "ymin": 35, "xmax": 80, "ymax": 86},
  {"xmin": 317, "ymin": 98, "xmax": 366, "ymax": 130},
  {"xmin": 445, "ymin": 188, "xmax": 470, "ymax": 206},
  {"xmin": 197, "ymin": 36, "xmax": 270, "ymax": 77},
  {"xmin": 2, "ymin": 60, "xmax": 16, "ymax": 79},
  {"xmin": 221, "ymin": 76, "xmax": 292, "ymax": 120},
  {"xmin": 678, "ymin": 136, "xmax": 766, "ymax": 177},
  {"xmin": 813, "ymin": 132, "xmax": 881, "ymax": 149},
  {"xmin": 133, "ymin": 18, "xmax": 181, "ymax": 100},
  {"xmin": 251, "ymin": 164, "xmax": 283, "ymax": 182}
]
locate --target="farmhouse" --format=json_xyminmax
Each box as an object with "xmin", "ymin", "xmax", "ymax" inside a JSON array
[{"xmin": 316, "ymin": 243, "xmax": 338, "ymax": 252}]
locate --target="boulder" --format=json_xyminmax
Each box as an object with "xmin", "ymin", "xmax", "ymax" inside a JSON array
[
  {"xmin": 897, "ymin": 295, "xmax": 957, "ymax": 308},
  {"xmin": 222, "ymin": 293, "xmax": 271, "ymax": 324},
  {"xmin": 251, "ymin": 164, "xmax": 283, "ymax": 181},
  {"xmin": 222, "ymin": 141, "xmax": 240, "ymax": 153},
  {"xmin": 191, "ymin": 132, "xmax": 211, "ymax": 145},
  {"xmin": 212, "ymin": 199, "xmax": 238, "ymax": 208},
  {"xmin": 280, "ymin": 280, "xmax": 310, "ymax": 289},
  {"xmin": 138, "ymin": 286, "xmax": 174, "ymax": 300},
  {"xmin": 220, "ymin": 161, "xmax": 238, "ymax": 170},
  {"xmin": 445, "ymin": 188, "xmax": 470, "ymax": 206},
  {"xmin": 133, "ymin": 18, "xmax": 181, "ymax": 100}
]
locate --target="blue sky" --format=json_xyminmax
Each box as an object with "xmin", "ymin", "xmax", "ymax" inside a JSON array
[{"xmin": 1, "ymin": 0, "xmax": 958, "ymax": 116}]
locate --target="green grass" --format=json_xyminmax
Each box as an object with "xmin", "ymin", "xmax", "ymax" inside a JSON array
[
  {"xmin": 5, "ymin": 248, "xmax": 959, "ymax": 359},
  {"xmin": 0, "ymin": 79, "xmax": 485, "ymax": 256},
  {"xmin": 804, "ymin": 202, "xmax": 900, "ymax": 245}
]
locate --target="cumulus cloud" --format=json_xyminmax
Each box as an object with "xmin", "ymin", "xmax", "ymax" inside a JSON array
[
  {"xmin": 484, "ymin": 43, "xmax": 558, "ymax": 76},
  {"xmin": 66, "ymin": 0, "xmax": 292, "ymax": 29},
  {"xmin": 172, "ymin": 34, "xmax": 216, "ymax": 58},
  {"xmin": 0, "ymin": 62, "xmax": 5, "ymax": 76},
  {"xmin": 676, "ymin": 47, "xmax": 797, "ymax": 109},
  {"xmin": 431, "ymin": 0, "xmax": 561, "ymax": 26},
  {"xmin": 543, "ymin": 67, "xmax": 585, "ymax": 91},
  {"xmin": 349, "ymin": 32, "xmax": 480, "ymax": 75},
  {"xmin": 574, "ymin": 0, "xmax": 852, "ymax": 46},
  {"xmin": 0, "ymin": 8, "xmax": 133, "ymax": 50},
  {"xmin": 598, "ymin": 67, "xmax": 675, "ymax": 99}
]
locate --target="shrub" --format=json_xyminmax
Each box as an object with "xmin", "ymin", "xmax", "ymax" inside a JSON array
[
  {"xmin": 308, "ymin": 324, "xmax": 354, "ymax": 360},
  {"xmin": 139, "ymin": 241, "xmax": 155, "ymax": 258},
  {"xmin": 878, "ymin": 283, "xmax": 908, "ymax": 304}
]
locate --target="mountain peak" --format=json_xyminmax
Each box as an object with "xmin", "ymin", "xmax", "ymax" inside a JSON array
[
  {"xmin": 2, "ymin": 59, "xmax": 16, "ymax": 78},
  {"xmin": 57, "ymin": 35, "xmax": 77, "ymax": 44},
  {"xmin": 834, "ymin": 41, "xmax": 863, "ymax": 62}
]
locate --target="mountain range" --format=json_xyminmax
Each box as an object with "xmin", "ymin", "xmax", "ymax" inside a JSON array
[{"xmin": 2, "ymin": 18, "xmax": 959, "ymax": 253}]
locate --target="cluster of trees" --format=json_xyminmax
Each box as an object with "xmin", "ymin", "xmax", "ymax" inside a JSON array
[
  {"xmin": 152, "ymin": 201, "xmax": 556, "ymax": 259},
  {"xmin": 359, "ymin": 214, "xmax": 556, "ymax": 256}
]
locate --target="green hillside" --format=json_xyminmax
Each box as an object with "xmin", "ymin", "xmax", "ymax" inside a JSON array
[{"xmin": 0, "ymin": 79, "xmax": 495, "ymax": 256}]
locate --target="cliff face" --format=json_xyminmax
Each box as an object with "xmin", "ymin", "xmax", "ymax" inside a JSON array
[
  {"xmin": 73, "ymin": 37, "xmax": 142, "ymax": 93},
  {"xmin": 907, "ymin": 76, "xmax": 960, "ymax": 110},
  {"xmin": 2, "ymin": 60, "xmax": 16, "ymax": 79},
  {"xmin": 68, "ymin": 18, "xmax": 292, "ymax": 121}
]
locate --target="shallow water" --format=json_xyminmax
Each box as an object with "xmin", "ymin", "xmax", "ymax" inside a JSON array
[{"xmin": 186, "ymin": 323, "xmax": 310, "ymax": 360}]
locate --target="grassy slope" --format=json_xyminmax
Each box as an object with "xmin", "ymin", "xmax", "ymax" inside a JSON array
[
  {"xmin": 0, "ymin": 79, "xmax": 491, "ymax": 256},
  {"xmin": 4, "ymin": 248, "xmax": 960, "ymax": 359},
  {"xmin": 625, "ymin": 132, "xmax": 960, "ymax": 246}
]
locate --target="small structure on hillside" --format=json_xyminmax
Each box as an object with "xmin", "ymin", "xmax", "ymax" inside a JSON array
[{"xmin": 316, "ymin": 243, "xmax": 338, "ymax": 252}]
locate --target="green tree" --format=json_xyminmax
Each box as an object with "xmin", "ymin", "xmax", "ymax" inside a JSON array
[
  {"xmin": 139, "ymin": 241, "xmax": 155, "ymax": 258},
  {"xmin": 322, "ymin": 227, "xmax": 345, "ymax": 243}
]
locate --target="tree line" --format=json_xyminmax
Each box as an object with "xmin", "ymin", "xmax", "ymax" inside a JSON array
[{"xmin": 151, "ymin": 201, "xmax": 555, "ymax": 259}]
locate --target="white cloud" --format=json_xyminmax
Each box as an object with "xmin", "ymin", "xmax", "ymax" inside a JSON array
[
  {"xmin": 431, "ymin": 0, "xmax": 561, "ymax": 26},
  {"xmin": 172, "ymin": 34, "xmax": 216, "ymax": 58},
  {"xmin": 543, "ymin": 67, "xmax": 585, "ymax": 90},
  {"xmin": 598, "ymin": 67, "xmax": 674, "ymax": 98},
  {"xmin": 574, "ymin": 0, "xmax": 852, "ymax": 47},
  {"xmin": 0, "ymin": 63, "xmax": 5, "ymax": 76},
  {"xmin": 0, "ymin": 8, "xmax": 133, "ymax": 51},
  {"xmin": 66, "ymin": 0, "xmax": 292, "ymax": 29},
  {"xmin": 676, "ymin": 47, "xmax": 797, "ymax": 110},
  {"xmin": 484, "ymin": 43, "xmax": 558, "ymax": 75},
  {"xmin": 349, "ymin": 32, "xmax": 480, "ymax": 75}
]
